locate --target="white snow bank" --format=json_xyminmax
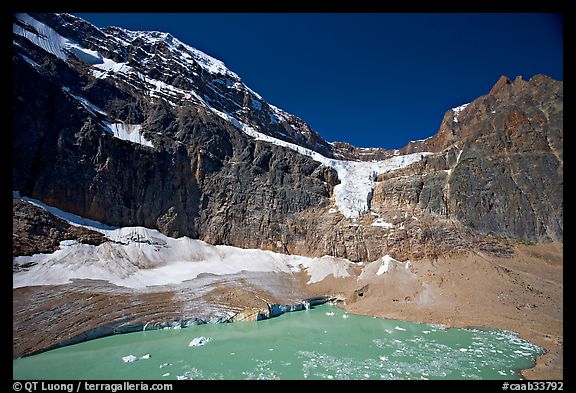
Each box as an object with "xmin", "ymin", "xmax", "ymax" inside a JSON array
[
  {"xmin": 92, "ymin": 57, "xmax": 132, "ymax": 79},
  {"xmin": 103, "ymin": 122, "xmax": 154, "ymax": 148},
  {"xmin": 371, "ymin": 217, "xmax": 394, "ymax": 228},
  {"xmin": 12, "ymin": 195, "xmax": 355, "ymax": 289},
  {"xmin": 452, "ymin": 103, "xmax": 470, "ymax": 123},
  {"xmin": 14, "ymin": 14, "xmax": 103, "ymax": 65},
  {"xmin": 14, "ymin": 13, "xmax": 70, "ymax": 61},
  {"xmin": 67, "ymin": 44, "xmax": 103, "ymax": 64},
  {"xmin": 62, "ymin": 87, "xmax": 108, "ymax": 117},
  {"xmin": 13, "ymin": 192, "xmax": 117, "ymax": 231},
  {"xmin": 357, "ymin": 255, "xmax": 411, "ymax": 280}
]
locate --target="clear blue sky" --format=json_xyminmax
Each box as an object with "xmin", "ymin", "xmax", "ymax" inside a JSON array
[{"xmin": 75, "ymin": 13, "xmax": 563, "ymax": 149}]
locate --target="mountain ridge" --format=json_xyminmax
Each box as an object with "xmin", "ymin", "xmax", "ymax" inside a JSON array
[
  {"xmin": 11, "ymin": 13, "xmax": 563, "ymax": 379},
  {"xmin": 13, "ymin": 12, "xmax": 563, "ymax": 261}
]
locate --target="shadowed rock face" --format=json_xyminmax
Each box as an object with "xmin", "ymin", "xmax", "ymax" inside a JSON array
[
  {"xmin": 12, "ymin": 13, "xmax": 562, "ymax": 263},
  {"xmin": 13, "ymin": 198, "xmax": 105, "ymax": 258}
]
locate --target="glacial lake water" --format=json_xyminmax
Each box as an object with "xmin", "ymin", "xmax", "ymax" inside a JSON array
[{"xmin": 13, "ymin": 305, "xmax": 542, "ymax": 380}]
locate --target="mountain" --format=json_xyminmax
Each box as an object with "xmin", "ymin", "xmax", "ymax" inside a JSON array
[
  {"xmin": 13, "ymin": 13, "xmax": 562, "ymax": 263},
  {"xmin": 12, "ymin": 14, "xmax": 563, "ymax": 375}
]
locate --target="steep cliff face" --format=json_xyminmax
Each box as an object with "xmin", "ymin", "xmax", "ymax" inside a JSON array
[
  {"xmin": 396, "ymin": 75, "xmax": 563, "ymax": 243},
  {"xmin": 12, "ymin": 13, "xmax": 563, "ymax": 263},
  {"xmin": 13, "ymin": 198, "xmax": 105, "ymax": 258}
]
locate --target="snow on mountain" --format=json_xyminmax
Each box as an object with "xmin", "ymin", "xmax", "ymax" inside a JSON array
[
  {"xmin": 207, "ymin": 106, "xmax": 430, "ymax": 218},
  {"xmin": 103, "ymin": 122, "xmax": 154, "ymax": 148},
  {"xmin": 13, "ymin": 13, "xmax": 335, "ymax": 155},
  {"xmin": 12, "ymin": 195, "xmax": 356, "ymax": 288},
  {"xmin": 14, "ymin": 13, "xmax": 431, "ymax": 219},
  {"xmin": 452, "ymin": 103, "xmax": 470, "ymax": 123}
]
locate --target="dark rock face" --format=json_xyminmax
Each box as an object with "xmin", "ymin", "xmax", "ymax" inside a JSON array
[
  {"xmin": 12, "ymin": 13, "xmax": 563, "ymax": 262},
  {"xmin": 13, "ymin": 199, "xmax": 106, "ymax": 257}
]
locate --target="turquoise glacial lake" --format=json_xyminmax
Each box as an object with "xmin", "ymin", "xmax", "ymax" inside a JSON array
[{"xmin": 13, "ymin": 305, "xmax": 542, "ymax": 380}]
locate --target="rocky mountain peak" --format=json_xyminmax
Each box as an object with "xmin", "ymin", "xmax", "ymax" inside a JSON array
[{"xmin": 489, "ymin": 75, "xmax": 512, "ymax": 95}]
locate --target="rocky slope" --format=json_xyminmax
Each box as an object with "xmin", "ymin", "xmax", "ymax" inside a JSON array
[
  {"xmin": 12, "ymin": 13, "xmax": 563, "ymax": 263},
  {"xmin": 13, "ymin": 198, "xmax": 105, "ymax": 258},
  {"xmin": 12, "ymin": 13, "xmax": 563, "ymax": 379}
]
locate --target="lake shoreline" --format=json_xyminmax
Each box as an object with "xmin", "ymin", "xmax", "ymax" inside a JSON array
[{"xmin": 313, "ymin": 243, "xmax": 563, "ymax": 380}]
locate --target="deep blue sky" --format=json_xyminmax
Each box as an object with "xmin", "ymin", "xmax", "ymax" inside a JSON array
[{"xmin": 75, "ymin": 13, "xmax": 563, "ymax": 149}]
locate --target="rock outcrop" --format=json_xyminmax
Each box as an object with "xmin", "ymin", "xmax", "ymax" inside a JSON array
[{"xmin": 13, "ymin": 198, "xmax": 106, "ymax": 258}]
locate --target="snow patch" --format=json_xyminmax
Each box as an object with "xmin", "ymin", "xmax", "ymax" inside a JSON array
[
  {"xmin": 103, "ymin": 122, "xmax": 154, "ymax": 148},
  {"xmin": 410, "ymin": 135, "xmax": 433, "ymax": 143},
  {"xmin": 93, "ymin": 57, "xmax": 132, "ymax": 78},
  {"xmin": 456, "ymin": 149, "xmax": 464, "ymax": 164},
  {"xmin": 14, "ymin": 14, "xmax": 103, "ymax": 66},
  {"xmin": 62, "ymin": 87, "xmax": 108, "ymax": 117},
  {"xmin": 452, "ymin": 103, "xmax": 469, "ymax": 123},
  {"xmin": 376, "ymin": 258, "xmax": 390, "ymax": 275},
  {"xmin": 13, "ymin": 195, "xmax": 357, "ymax": 289},
  {"xmin": 371, "ymin": 218, "xmax": 394, "ymax": 228},
  {"xmin": 67, "ymin": 44, "xmax": 103, "ymax": 64},
  {"xmin": 18, "ymin": 53, "xmax": 40, "ymax": 69},
  {"xmin": 14, "ymin": 13, "xmax": 70, "ymax": 61}
]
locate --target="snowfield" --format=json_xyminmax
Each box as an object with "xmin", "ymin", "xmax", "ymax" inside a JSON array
[{"xmin": 13, "ymin": 194, "xmax": 358, "ymax": 289}]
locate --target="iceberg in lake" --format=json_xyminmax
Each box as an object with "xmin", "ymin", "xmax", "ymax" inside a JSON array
[
  {"xmin": 189, "ymin": 336, "xmax": 212, "ymax": 347},
  {"xmin": 122, "ymin": 355, "xmax": 137, "ymax": 363}
]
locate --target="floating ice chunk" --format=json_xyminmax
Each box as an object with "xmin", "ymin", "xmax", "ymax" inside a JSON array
[
  {"xmin": 189, "ymin": 336, "xmax": 212, "ymax": 347},
  {"xmin": 122, "ymin": 355, "xmax": 137, "ymax": 363}
]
